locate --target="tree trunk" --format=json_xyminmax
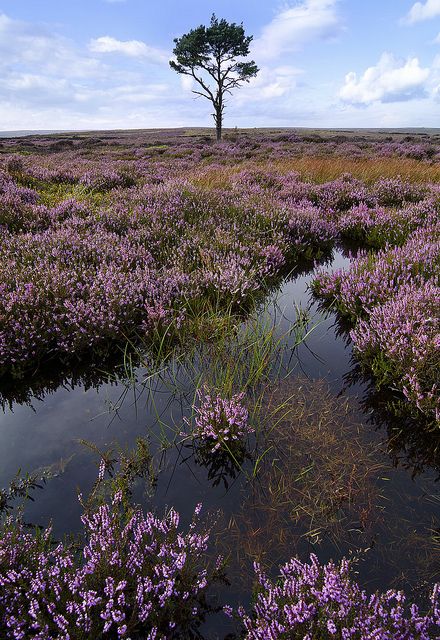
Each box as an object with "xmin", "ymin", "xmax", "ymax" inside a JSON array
[{"xmin": 215, "ymin": 105, "xmax": 222, "ymax": 141}]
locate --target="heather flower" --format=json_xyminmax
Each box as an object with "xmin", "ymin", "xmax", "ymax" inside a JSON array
[
  {"xmin": 351, "ymin": 280, "xmax": 439, "ymax": 422},
  {"xmin": 372, "ymin": 176, "xmax": 427, "ymax": 207},
  {"xmin": 233, "ymin": 554, "xmax": 440, "ymax": 639},
  {"xmin": 187, "ymin": 387, "xmax": 253, "ymax": 453},
  {"xmin": 1, "ymin": 130, "xmax": 439, "ymax": 431},
  {"xmin": 312, "ymin": 223, "xmax": 440, "ymax": 423},
  {"xmin": 0, "ymin": 495, "xmax": 218, "ymax": 639}
]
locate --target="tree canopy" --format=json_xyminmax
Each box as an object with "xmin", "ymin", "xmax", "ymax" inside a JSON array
[{"xmin": 170, "ymin": 15, "xmax": 258, "ymax": 140}]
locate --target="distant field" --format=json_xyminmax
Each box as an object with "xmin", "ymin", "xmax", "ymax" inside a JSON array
[
  {"xmin": 2, "ymin": 125, "xmax": 440, "ymax": 139},
  {"xmin": 2, "ymin": 126, "xmax": 440, "ymax": 184},
  {"xmin": 0, "ymin": 127, "xmax": 439, "ymax": 638}
]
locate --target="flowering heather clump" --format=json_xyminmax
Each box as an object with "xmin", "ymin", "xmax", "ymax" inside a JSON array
[
  {"xmin": 258, "ymin": 243, "xmax": 286, "ymax": 273},
  {"xmin": 313, "ymin": 224, "xmax": 440, "ymax": 320},
  {"xmin": 0, "ymin": 495, "xmax": 217, "ymax": 639},
  {"xmin": 285, "ymin": 201, "xmax": 337, "ymax": 252},
  {"xmin": 312, "ymin": 174, "xmax": 375, "ymax": 212},
  {"xmin": 312, "ymin": 224, "xmax": 440, "ymax": 423},
  {"xmin": 0, "ymin": 171, "xmax": 47, "ymax": 233},
  {"xmin": 337, "ymin": 203, "xmax": 379, "ymax": 241},
  {"xmin": 372, "ymin": 176, "xmax": 427, "ymax": 206},
  {"xmin": 337, "ymin": 197, "xmax": 439, "ymax": 248},
  {"xmin": 352, "ymin": 280, "xmax": 440, "ymax": 422},
  {"xmin": 230, "ymin": 554, "xmax": 440, "ymax": 639},
  {"xmin": 189, "ymin": 388, "xmax": 253, "ymax": 453},
  {"xmin": 1, "ymin": 129, "xmax": 439, "ymax": 411},
  {"xmin": 0, "ymin": 180, "xmax": 311, "ymax": 375},
  {"xmin": 79, "ymin": 168, "xmax": 135, "ymax": 191}
]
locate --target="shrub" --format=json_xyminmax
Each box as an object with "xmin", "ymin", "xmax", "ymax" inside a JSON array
[
  {"xmin": 229, "ymin": 554, "xmax": 440, "ymax": 639},
  {"xmin": 187, "ymin": 387, "xmax": 253, "ymax": 453},
  {"xmin": 0, "ymin": 495, "xmax": 219, "ymax": 639}
]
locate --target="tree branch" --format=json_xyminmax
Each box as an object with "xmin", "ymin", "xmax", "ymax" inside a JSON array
[
  {"xmin": 190, "ymin": 69, "xmax": 215, "ymax": 101},
  {"xmin": 191, "ymin": 89, "xmax": 213, "ymax": 102},
  {"xmin": 170, "ymin": 17, "xmax": 259, "ymax": 140}
]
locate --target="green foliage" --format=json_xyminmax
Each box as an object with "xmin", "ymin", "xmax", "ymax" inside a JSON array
[{"xmin": 170, "ymin": 14, "xmax": 258, "ymax": 139}]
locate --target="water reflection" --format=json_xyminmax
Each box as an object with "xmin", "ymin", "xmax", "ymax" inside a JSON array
[{"xmin": 0, "ymin": 249, "xmax": 439, "ymax": 636}]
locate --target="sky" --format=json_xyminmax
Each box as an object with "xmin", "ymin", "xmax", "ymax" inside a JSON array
[{"xmin": 1, "ymin": 0, "xmax": 440, "ymax": 130}]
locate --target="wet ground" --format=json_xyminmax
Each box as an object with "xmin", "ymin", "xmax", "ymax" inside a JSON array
[{"xmin": 1, "ymin": 249, "xmax": 439, "ymax": 637}]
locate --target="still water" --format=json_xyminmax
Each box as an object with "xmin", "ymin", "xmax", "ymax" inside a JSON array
[{"xmin": 1, "ymin": 250, "xmax": 438, "ymax": 637}]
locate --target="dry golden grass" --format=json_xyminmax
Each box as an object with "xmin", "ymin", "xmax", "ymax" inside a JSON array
[
  {"xmin": 268, "ymin": 156, "xmax": 440, "ymax": 183},
  {"xmin": 190, "ymin": 155, "xmax": 439, "ymax": 188}
]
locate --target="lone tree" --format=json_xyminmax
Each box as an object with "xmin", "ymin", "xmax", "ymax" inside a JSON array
[{"xmin": 170, "ymin": 14, "xmax": 258, "ymax": 141}]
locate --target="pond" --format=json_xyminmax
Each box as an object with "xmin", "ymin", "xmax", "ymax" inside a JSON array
[{"xmin": 1, "ymin": 249, "xmax": 439, "ymax": 638}]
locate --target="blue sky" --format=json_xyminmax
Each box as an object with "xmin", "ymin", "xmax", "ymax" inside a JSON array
[{"xmin": 1, "ymin": 0, "xmax": 440, "ymax": 130}]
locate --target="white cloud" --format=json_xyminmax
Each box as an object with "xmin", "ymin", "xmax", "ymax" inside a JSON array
[
  {"xmin": 402, "ymin": 0, "xmax": 440, "ymax": 24},
  {"xmin": 0, "ymin": 12, "xmax": 178, "ymax": 129},
  {"xmin": 253, "ymin": 0, "xmax": 341, "ymax": 61},
  {"xmin": 0, "ymin": 73, "xmax": 68, "ymax": 92},
  {"xmin": 180, "ymin": 75, "xmax": 194, "ymax": 91},
  {"xmin": 221, "ymin": 0, "xmax": 338, "ymax": 113},
  {"xmin": 89, "ymin": 36, "xmax": 168, "ymax": 63},
  {"xmin": 2, "ymin": 6, "xmax": 440, "ymax": 131},
  {"xmin": 258, "ymin": 66, "xmax": 302, "ymax": 98},
  {"xmin": 233, "ymin": 65, "xmax": 303, "ymax": 105},
  {"xmin": 178, "ymin": 58, "xmax": 302, "ymax": 102},
  {"xmin": 0, "ymin": 12, "xmax": 103, "ymax": 78},
  {"xmin": 339, "ymin": 53, "xmax": 430, "ymax": 104}
]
